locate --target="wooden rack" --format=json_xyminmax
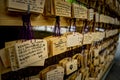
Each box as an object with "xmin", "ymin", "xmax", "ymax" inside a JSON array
[{"xmin": 0, "ymin": 0, "xmax": 120, "ymax": 80}]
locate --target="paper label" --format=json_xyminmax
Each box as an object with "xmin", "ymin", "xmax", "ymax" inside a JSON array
[
  {"xmin": 8, "ymin": 0, "xmax": 45, "ymax": 13},
  {"xmin": 15, "ymin": 39, "xmax": 48, "ymax": 68},
  {"xmin": 67, "ymin": 33, "xmax": 83, "ymax": 47}
]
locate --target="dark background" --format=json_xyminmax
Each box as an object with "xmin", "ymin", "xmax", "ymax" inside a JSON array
[
  {"xmin": 0, "ymin": 26, "xmax": 20, "ymax": 49},
  {"xmin": 0, "ymin": 26, "xmax": 53, "ymax": 49}
]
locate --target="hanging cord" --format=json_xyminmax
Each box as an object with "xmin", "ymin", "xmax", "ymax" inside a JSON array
[
  {"xmin": 22, "ymin": 13, "xmax": 33, "ymax": 40},
  {"xmin": 81, "ymin": 45, "xmax": 85, "ymax": 54},
  {"xmin": 22, "ymin": 15, "xmax": 28, "ymax": 40},
  {"xmin": 82, "ymin": 20, "xmax": 87, "ymax": 49},
  {"xmin": 26, "ymin": 0, "xmax": 33, "ymax": 40},
  {"xmin": 69, "ymin": 18, "xmax": 76, "ymax": 32},
  {"xmin": 92, "ymin": 13, "xmax": 95, "ymax": 32},
  {"xmin": 26, "ymin": 14, "xmax": 33, "ymax": 40},
  {"xmin": 73, "ymin": 18, "xmax": 76, "ymax": 32},
  {"xmin": 19, "ymin": 0, "xmax": 33, "ymax": 40},
  {"xmin": 81, "ymin": 19, "xmax": 88, "ymax": 46},
  {"xmin": 82, "ymin": 19, "xmax": 88, "ymax": 33},
  {"xmin": 54, "ymin": 16, "xmax": 61, "ymax": 36},
  {"xmin": 69, "ymin": 19, "xmax": 72, "ymax": 32}
]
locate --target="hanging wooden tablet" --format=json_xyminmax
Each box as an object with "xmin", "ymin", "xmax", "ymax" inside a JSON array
[
  {"xmin": 66, "ymin": 32, "xmax": 83, "ymax": 47},
  {"xmin": 100, "ymin": 14, "xmax": 105, "ymax": 23},
  {"xmin": 79, "ymin": 4, "xmax": 88, "ymax": 19},
  {"xmin": 106, "ymin": 29, "xmax": 118, "ymax": 38},
  {"xmin": 99, "ymin": 55, "xmax": 104, "ymax": 64},
  {"xmin": 105, "ymin": 30, "xmax": 110, "ymax": 38},
  {"xmin": 115, "ymin": 29, "xmax": 118, "ymax": 35},
  {"xmin": 66, "ymin": 72, "xmax": 77, "ymax": 80},
  {"xmin": 95, "ymin": 12, "xmax": 99, "ymax": 22},
  {"xmin": 81, "ymin": 67, "xmax": 89, "ymax": 80},
  {"xmin": 46, "ymin": 66, "xmax": 64, "ymax": 80},
  {"xmin": 89, "ymin": 47, "xmax": 94, "ymax": 63},
  {"xmin": 54, "ymin": 0, "xmax": 71, "ymax": 17},
  {"xmin": 67, "ymin": 71, "xmax": 82, "ymax": 80},
  {"xmin": 80, "ymin": 54, "xmax": 85, "ymax": 68},
  {"xmin": 9, "ymin": 40, "xmax": 46, "ymax": 70},
  {"xmin": 109, "ymin": 30, "xmax": 113, "ymax": 37},
  {"xmin": 45, "ymin": 36, "xmax": 67, "ymax": 56},
  {"xmin": 84, "ymin": 50, "xmax": 89, "ymax": 68},
  {"xmin": 44, "ymin": 0, "xmax": 54, "ymax": 16},
  {"xmin": 75, "ymin": 73, "xmax": 82, "ymax": 80},
  {"xmin": 98, "ymin": 32, "xmax": 105, "ymax": 40},
  {"xmin": 59, "ymin": 58, "xmax": 78, "ymax": 75},
  {"xmin": 40, "ymin": 65, "xmax": 64, "ymax": 80},
  {"xmin": 89, "ymin": 63, "xmax": 94, "ymax": 76},
  {"xmin": 109, "ymin": 46, "xmax": 114, "ymax": 52},
  {"xmin": 83, "ymin": 33, "xmax": 93, "ymax": 45},
  {"xmin": 72, "ymin": 3, "xmax": 81, "ymax": 18},
  {"xmin": 93, "ymin": 48, "xmax": 99, "ymax": 58},
  {"xmin": 4, "ymin": 40, "xmax": 23, "ymax": 70},
  {"xmin": 72, "ymin": 3, "xmax": 87, "ymax": 19},
  {"xmin": 88, "ymin": 9, "xmax": 94, "ymax": 21},
  {"xmin": 8, "ymin": 46, "xmax": 19, "ymax": 71},
  {"xmin": 0, "ymin": 48, "xmax": 10, "ymax": 68},
  {"xmin": 93, "ymin": 58, "xmax": 99, "ymax": 66},
  {"xmin": 91, "ymin": 32, "xmax": 100, "ymax": 41},
  {"xmin": 7, "ymin": 0, "xmax": 45, "ymax": 13},
  {"xmin": 15, "ymin": 39, "xmax": 48, "ymax": 68},
  {"xmin": 80, "ymin": 68, "xmax": 85, "ymax": 79},
  {"xmin": 72, "ymin": 53, "xmax": 82, "ymax": 67},
  {"xmin": 109, "ymin": 55, "xmax": 114, "ymax": 61},
  {"xmin": 65, "ymin": 59, "xmax": 78, "ymax": 75},
  {"xmin": 103, "ymin": 15, "xmax": 107, "ymax": 23}
]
